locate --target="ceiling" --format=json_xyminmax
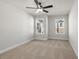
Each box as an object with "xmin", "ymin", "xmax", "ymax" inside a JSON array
[{"xmin": 1, "ymin": 0, "xmax": 74, "ymax": 15}]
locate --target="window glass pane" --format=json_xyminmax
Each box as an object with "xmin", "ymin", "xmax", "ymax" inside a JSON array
[
  {"xmin": 36, "ymin": 18, "xmax": 44, "ymax": 34},
  {"xmin": 56, "ymin": 18, "xmax": 64, "ymax": 34}
]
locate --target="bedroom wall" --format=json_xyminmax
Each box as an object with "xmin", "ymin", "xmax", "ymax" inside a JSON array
[
  {"xmin": 0, "ymin": 1, "xmax": 34, "ymax": 53},
  {"xmin": 69, "ymin": 0, "xmax": 78, "ymax": 56},
  {"xmin": 48, "ymin": 15, "xmax": 69, "ymax": 40}
]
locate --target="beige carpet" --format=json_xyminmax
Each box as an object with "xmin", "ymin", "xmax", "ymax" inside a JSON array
[{"xmin": 0, "ymin": 40, "xmax": 77, "ymax": 59}]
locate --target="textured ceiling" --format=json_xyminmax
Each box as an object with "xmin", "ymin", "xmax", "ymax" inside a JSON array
[{"xmin": 0, "ymin": 0, "xmax": 74, "ymax": 15}]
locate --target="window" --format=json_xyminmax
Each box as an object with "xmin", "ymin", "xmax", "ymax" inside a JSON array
[
  {"xmin": 36, "ymin": 18, "xmax": 44, "ymax": 34},
  {"xmin": 56, "ymin": 18, "xmax": 64, "ymax": 34}
]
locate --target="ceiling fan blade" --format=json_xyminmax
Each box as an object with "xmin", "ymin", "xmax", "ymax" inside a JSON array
[
  {"xmin": 43, "ymin": 5, "xmax": 53, "ymax": 9},
  {"xmin": 26, "ymin": 7, "xmax": 38, "ymax": 9},
  {"xmin": 43, "ymin": 10, "xmax": 48, "ymax": 13},
  {"xmin": 34, "ymin": 0, "xmax": 39, "ymax": 8},
  {"xmin": 34, "ymin": 0, "xmax": 39, "ymax": 4}
]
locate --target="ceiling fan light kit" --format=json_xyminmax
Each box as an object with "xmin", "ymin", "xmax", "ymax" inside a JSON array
[
  {"xmin": 26, "ymin": 0, "xmax": 53, "ymax": 13},
  {"xmin": 36, "ymin": 9, "xmax": 43, "ymax": 13}
]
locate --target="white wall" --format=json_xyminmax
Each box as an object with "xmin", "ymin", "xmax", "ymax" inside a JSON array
[
  {"xmin": 69, "ymin": 0, "xmax": 78, "ymax": 56},
  {"xmin": 0, "ymin": 1, "xmax": 34, "ymax": 53},
  {"xmin": 48, "ymin": 15, "xmax": 68, "ymax": 40}
]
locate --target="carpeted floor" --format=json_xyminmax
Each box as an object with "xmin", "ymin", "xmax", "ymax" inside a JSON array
[{"xmin": 0, "ymin": 40, "xmax": 77, "ymax": 59}]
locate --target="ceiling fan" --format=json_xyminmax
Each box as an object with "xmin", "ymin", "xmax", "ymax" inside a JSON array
[{"xmin": 26, "ymin": 0, "xmax": 53, "ymax": 13}]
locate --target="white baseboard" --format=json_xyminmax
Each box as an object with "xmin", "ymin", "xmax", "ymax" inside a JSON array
[
  {"xmin": 34, "ymin": 37, "xmax": 48, "ymax": 40},
  {"xmin": 0, "ymin": 39, "xmax": 33, "ymax": 54},
  {"xmin": 48, "ymin": 37, "xmax": 69, "ymax": 40},
  {"xmin": 69, "ymin": 40, "xmax": 78, "ymax": 56}
]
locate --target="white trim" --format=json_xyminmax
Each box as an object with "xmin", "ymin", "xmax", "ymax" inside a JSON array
[
  {"xmin": 34, "ymin": 37, "xmax": 68, "ymax": 40},
  {"xmin": 34, "ymin": 37, "xmax": 48, "ymax": 40},
  {"xmin": 48, "ymin": 37, "xmax": 69, "ymax": 40},
  {"xmin": 69, "ymin": 40, "xmax": 78, "ymax": 56},
  {"xmin": 0, "ymin": 39, "xmax": 33, "ymax": 54}
]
